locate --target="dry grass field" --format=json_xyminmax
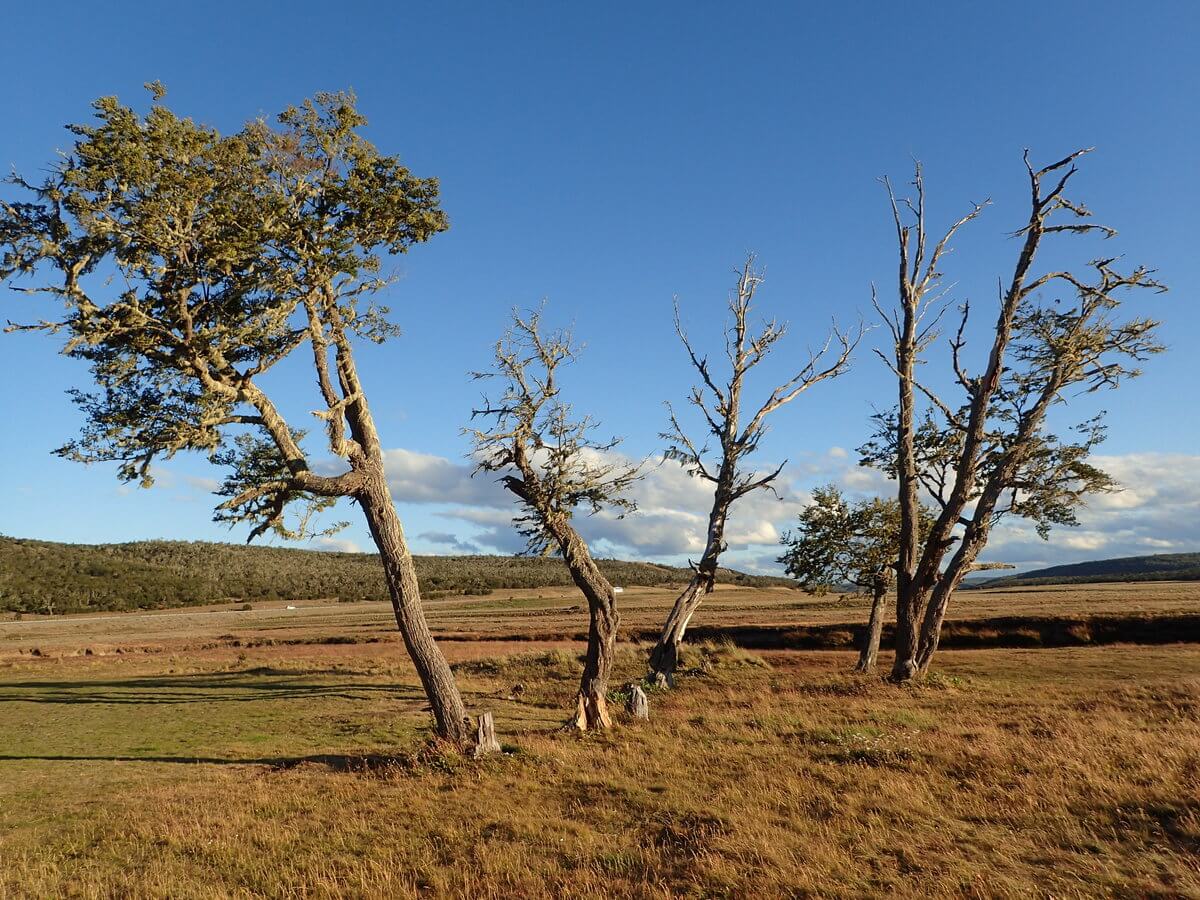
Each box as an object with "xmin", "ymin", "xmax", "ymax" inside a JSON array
[
  {"xmin": 1, "ymin": 582, "xmax": 1198, "ymax": 898},
  {"xmin": 4, "ymin": 579, "xmax": 1198, "ymax": 655}
]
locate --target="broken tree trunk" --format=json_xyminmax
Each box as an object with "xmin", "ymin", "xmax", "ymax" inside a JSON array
[
  {"xmin": 473, "ymin": 711, "xmax": 501, "ymax": 759},
  {"xmin": 550, "ymin": 518, "xmax": 620, "ymax": 732}
]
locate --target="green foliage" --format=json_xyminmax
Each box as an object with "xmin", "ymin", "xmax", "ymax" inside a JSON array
[
  {"xmin": 777, "ymin": 485, "xmax": 931, "ymax": 592},
  {"xmin": 859, "ymin": 408, "xmax": 1117, "ymax": 540},
  {"xmin": 0, "ymin": 535, "xmax": 790, "ymax": 615},
  {"xmin": 212, "ymin": 432, "xmax": 346, "ymax": 541},
  {"xmin": 0, "ymin": 86, "xmax": 448, "ymax": 541}
]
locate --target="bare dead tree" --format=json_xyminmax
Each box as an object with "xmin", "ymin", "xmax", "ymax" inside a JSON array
[
  {"xmin": 868, "ymin": 150, "xmax": 1165, "ymax": 681},
  {"xmin": 647, "ymin": 256, "xmax": 860, "ymax": 685},
  {"xmin": 468, "ymin": 307, "xmax": 642, "ymax": 730}
]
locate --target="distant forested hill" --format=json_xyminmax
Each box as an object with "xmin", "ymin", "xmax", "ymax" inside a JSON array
[
  {"xmin": 0, "ymin": 536, "xmax": 789, "ymax": 614},
  {"xmin": 981, "ymin": 553, "xmax": 1200, "ymax": 588}
]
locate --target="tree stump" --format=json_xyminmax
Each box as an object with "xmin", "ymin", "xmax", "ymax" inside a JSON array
[
  {"xmin": 626, "ymin": 684, "xmax": 649, "ymax": 720},
  {"xmin": 473, "ymin": 711, "xmax": 501, "ymax": 758}
]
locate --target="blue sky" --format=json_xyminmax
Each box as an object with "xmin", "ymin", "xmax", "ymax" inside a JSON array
[{"xmin": 1, "ymin": 2, "xmax": 1196, "ymax": 572}]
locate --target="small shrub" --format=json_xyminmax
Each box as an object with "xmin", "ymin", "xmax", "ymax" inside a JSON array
[
  {"xmin": 453, "ymin": 648, "xmax": 580, "ymax": 681},
  {"xmin": 678, "ymin": 640, "xmax": 771, "ymax": 675}
]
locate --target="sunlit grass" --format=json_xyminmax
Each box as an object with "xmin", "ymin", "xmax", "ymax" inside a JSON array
[{"xmin": 2, "ymin": 638, "xmax": 1197, "ymax": 897}]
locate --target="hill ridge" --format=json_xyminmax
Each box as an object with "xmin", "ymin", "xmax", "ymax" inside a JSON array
[
  {"xmin": 982, "ymin": 551, "xmax": 1200, "ymax": 588},
  {"xmin": 0, "ymin": 534, "xmax": 788, "ymax": 615}
]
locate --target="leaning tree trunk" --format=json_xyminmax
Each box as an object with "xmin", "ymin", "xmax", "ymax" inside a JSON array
[
  {"xmin": 358, "ymin": 477, "xmax": 470, "ymax": 745},
  {"xmin": 550, "ymin": 519, "xmax": 620, "ymax": 730},
  {"xmin": 915, "ymin": 594, "xmax": 948, "ymax": 676},
  {"xmin": 915, "ymin": 518, "xmax": 995, "ymax": 675},
  {"xmin": 570, "ymin": 590, "xmax": 618, "ymax": 730},
  {"xmin": 648, "ymin": 499, "xmax": 730, "ymax": 686},
  {"xmin": 855, "ymin": 571, "xmax": 892, "ymax": 673},
  {"xmin": 647, "ymin": 574, "xmax": 708, "ymax": 687},
  {"xmin": 914, "ymin": 560, "xmax": 969, "ymax": 676}
]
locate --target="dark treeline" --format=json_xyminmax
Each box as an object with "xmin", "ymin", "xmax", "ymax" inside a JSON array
[{"xmin": 0, "ymin": 535, "xmax": 790, "ymax": 615}]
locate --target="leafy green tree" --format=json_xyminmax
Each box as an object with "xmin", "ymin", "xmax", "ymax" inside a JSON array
[
  {"xmin": 778, "ymin": 485, "xmax": 922, "ymax": 671},
  {"xmin": 0, "ymin": 86, "xmax": 471, "ymax": 744}
]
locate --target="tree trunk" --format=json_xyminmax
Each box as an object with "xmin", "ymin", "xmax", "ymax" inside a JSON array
[
  {"xmin": 647, "ymin": 575, "xmax": 707, "ymax": 686},
  {"xmin": 648, "ymin": 498, "xmax": 729, "ymax": 686},
  {"xmin": 890, "ymin": 598, "xmax": 920, "ymax": 681},
  {"xmin": 890, "ymin": 253, "xmax": 923, "ymax": 684},
  {"xmin": 566, "ymin": 588, "xmax": 618, "ymax": 730},
  {"xmin": 358, "ymin": 478, "xmax": 470, "ymax": 746},
  {"xmin": 915, "ymin": 517, "xmax": 993, "ymax": 675},
  {"xmin": 855, "ymin": 572, "xmax": 891, "ymax": 673},
  {"xmin": 915, "ymin": 602, "xmax": 945, "ymax": 675},
  {"xmin": 890, "ymin": 572, "xmax": 931, "ymax": 681},
  {"xmin": 548, "ymin": 518, "xmax": 620, "ymax": 731}
]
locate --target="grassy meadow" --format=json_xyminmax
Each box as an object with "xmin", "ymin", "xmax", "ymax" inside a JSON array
[{"xmin": 1, "ymin": 583, "xmax": 1198, "ymax": 898}]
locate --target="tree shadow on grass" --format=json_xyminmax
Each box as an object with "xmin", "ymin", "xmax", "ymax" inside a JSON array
[
  {"xmin": 0, "ymin": 751, "xmax": 427, "ymax": 773},
  {"xmin": 0, "ymin": 669, "xmax": 430, "ymax": 705}
]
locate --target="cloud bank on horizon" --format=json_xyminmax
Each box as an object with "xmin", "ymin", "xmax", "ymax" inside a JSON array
[{"xmin": 362, "ymin": 446, "xmax": 1200, "ymax": 576}]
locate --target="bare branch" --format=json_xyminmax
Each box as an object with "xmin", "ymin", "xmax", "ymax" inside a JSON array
[
  {"xmin": 469, "ymin": 305, "xmax": 644, "ymax": 555},
  {"xmin": 674, "ymin": 298, "xmax": 727, "ymax": 410},
  {"xmin": 740, "ymin": 319, "xmax": 863, "ymax": 445},
  {"xmin": 870, "ymin": 282, "xmax": 900, "ymax": 345}
]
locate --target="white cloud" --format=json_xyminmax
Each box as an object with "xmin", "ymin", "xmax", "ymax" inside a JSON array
[
  {"xmin": 313, "ymin": 536, "xmax": 363, "ymax": 553},
  {"xmin": 184, "ymin": 475, "xmax": 221, "ymax": 493},
  {"xmin": 841, "ymin": 465, "xmax": 892, "ymax": 492},
  {"xmin": 382, "ymin": 448, "xmax": 509, "ymax": 507},
  {"xmin": 980, "ymin": 452, "xmax": 1200, "ymax": 569},
  {"xmin": 1141, "ymin": 538, "xmax": 1176, "ymax": 549},
  {"xmin": 371, "ymin": 444, "xmax": 1199, "ymax": 575},
  {"xmin": 1059, "ymin": 533, "xmax": 1111, "ymax": 551},
  {"xmin": 381, "ymin": 444, "xmax": 829, "ymax": 565}
]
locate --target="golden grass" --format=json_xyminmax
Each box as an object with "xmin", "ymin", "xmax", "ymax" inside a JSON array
[{"xmin": 2, "ymin": 635, "xmax": 1198, "ymax": 898}]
